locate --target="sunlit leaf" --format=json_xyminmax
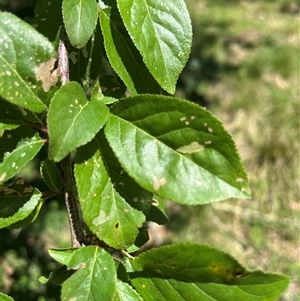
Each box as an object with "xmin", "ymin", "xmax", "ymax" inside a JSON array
[
  {"xmin": 48, "ymin": 82, "xmax": 109, "ymax": 162},
  {"xmin": 62, "ymin": 0, "xmax": 98, "ymax": 48},
  {"xmin": 105, "ymin": 95, "xmax": 251, "ymax": 205},
  {"xmin": 0, "ymin": 126, "xmax": 44, "ymax": 184},
  {"xmin": 0, "ymin": 292, "xmax": 14, "ymax": 301},
  {"xmin": 100, "ymin": 7, "xmax": 161, "ymax": 94},
  {"xmin": 0, "ymin": 179, "xmax": 43, "ymax": 228},
  {"xmin": 74, "ymin": 135, "xmax": 145, "ymax": 249},
  {"xmin": 117, "ymin": 0, "xmax": 192, "ymax": 94},
  {"xmin": 0, "ymin": 13, "xmax": 58, "ymax": 112},
  {"xmin": 114, "ymin": 280, "xmax": 143, "ymax": 301},
  {"xmin": 61, "ymin": 246, "xmax": 117, "ymax": 301}
]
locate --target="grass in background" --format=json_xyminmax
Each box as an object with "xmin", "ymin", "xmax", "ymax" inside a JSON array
[{"xmin": 173, "ymin": 0, "xmax": 299, "ymax": 300}]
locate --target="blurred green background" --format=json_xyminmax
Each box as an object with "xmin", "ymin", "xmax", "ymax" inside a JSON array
[{"xmin": 0, "ymin": 0, "xmax": 299, "ymax": 300}]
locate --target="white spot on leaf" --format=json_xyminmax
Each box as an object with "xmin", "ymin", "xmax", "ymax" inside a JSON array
[
  {"xmin": 153, "ymin": 176, "xmax": 167, "ymax": 191},
  {"xmin": 177, "ymin": 141, "xmax": 204, "ymax": 154}
]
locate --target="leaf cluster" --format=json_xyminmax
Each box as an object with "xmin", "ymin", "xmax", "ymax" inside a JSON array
[{"xmin": 0, "ymin": 0, "xmax": 289, "ymax": 300}]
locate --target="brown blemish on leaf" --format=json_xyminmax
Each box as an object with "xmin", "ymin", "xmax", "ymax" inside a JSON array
[{"xmin": 35, "ymin": 58, "xmax": 60, "ymax": 92}]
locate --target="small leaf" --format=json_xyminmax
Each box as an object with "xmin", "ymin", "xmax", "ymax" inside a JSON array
[
  {"xmin": 0, "ymin": 292, "xmax": 14, "ymax": 301},
  {"xmin": 61, "ymin": 246, "xmax": 117, "ymax": 301},
  {"xmin": 0, "ymin": 126, "xmax": 44, "ymax": 184},
  {"xmin": 62, "ymin": 0, "xmax": 98, "ymax": 48},
  {"xmin": 0, "ymin": 179, "xmax": 43, "ymax": 229},
  {"xmin": 126, "ymin": 244, "xmax": 290, "ymax": 301},
  {"xmin": 49, "ymin": 248, "xmax": 78, "ymax": 266},
  {"xmin": 104, "ymin": 95, "xmax": 251, "ymax": 205},
  {"xmin": 99, "ymin": 7, "xmax": 161, "ymax": 94},
  {"xmin": 48, "ymin": 82, "xmax": 109, "ymax": 162},
  {"xmin": 40, "ymin": 159, "xmax": 62, "ymax": 191},
  {"xmin": 91, "ymin": 80, "xmax": 118, "ymax": 105},
  {"xmin": 0, "ymin": 12, "xmax": 58, "ymax": 112},
  {"xmin": 114, "ymin": 280, "xmax": 143, "ymax": 301},
  {"xmin": 74, "ymin": 135, "xmax": 145, "ymax": 250},
  {"xmin": 117, "ymin": 0, "xmax": 192, "ymax": 94}
]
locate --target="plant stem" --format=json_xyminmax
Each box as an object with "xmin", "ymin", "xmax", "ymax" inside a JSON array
[{"xmin": 58, "ymin": 27, "xmax": 83, "ymax": 247}]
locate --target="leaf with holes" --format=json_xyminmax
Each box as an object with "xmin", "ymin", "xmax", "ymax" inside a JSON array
[
  {"xmin": 100, "ymin": 6, "xmax": 161, "ymax": 94},
  {"xmin": 0, "ymin": 13, "xmax": 58, "ymax": 112},
  {"xmin": 60, "ymin": 246, "xmax": 117, "ymax": 301},
  {"xmin": 125, "ymin": 243, "xmax": 290, "ymax": 301},
  {"xmin": 0, "ymin": 179, "xmax": 43, "ymax": 228},
  {"xmin": 40, "ymin": 159, "xmax": 62, "ymax": 191},
  {"xmin": 74, "ymin": 135, "xmax": 145, "ymax": 250},
  {"xmin": 105, "ymin": 95, "xmax": 251, "ymax": 205},
  {"xmin": 62, "ymin": 0, "xmax": 98, "ymax": 48},
  {"xmin": 0, "ymin": 126, "xmax": 44, "ymax": 184},
  {"xmin": 48, "ymin": 82, "xmax": 109, "ymax": 162},
  {"xmin": 117, "ymin": 0, "xmax": 192, "ymax": 94}
]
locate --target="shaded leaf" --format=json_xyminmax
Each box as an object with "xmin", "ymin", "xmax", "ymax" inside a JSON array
[
  {"xmin": 62, "ymin": 0, "xmax": 98, "ymax": 48},
  {"xmin": 68, "ymin": 22, "xmax": 104, "ymax": 92},
  {"xmin": 104, "ymin": 95, "xmax": 251, "ymax": 205},
  {"xmin": 117, "ymin": 0, "xmax": 192, "ymax": 94},
  {"xmin": 26, "ymin": 0, "xmax": 63, "ymax": 42},
  {"xmin": 100, "ymin": 7, "xmax": 161, "ymax": 94},
  {"xmin": 98, "ymin": 75, "xmax": 126, "ymax": 100},
  {"xmin": 40, "ymin": 159, "xmax": 62, "ymax": 191},
  {"xmin": 48, "ymin": 82, "xmax": 109, "ymax": 162},
  {"xmin": 0, "ymin": 179, "xmax": 43, "ymax": 228},
  {"xmin": 0, "ymin": 126, "xmax": 44, "ymax": 184},
  {"xmin": 74, "ymin": 135, "xmax": 145, "ymax": 249},
  {"xmin": 61, "ymin": 246, "xmax": 117, "ymax": 301},
  {"xmin": 125, "ymin": 244, "xmax": 290, "ymax": 301},
  {"xmin": 39, "ymin": 265, "xmax": 75, "ymax": 285},
  {"xmin": 0, "ymin": 12, "xmax": 58, "ymax": 112}
]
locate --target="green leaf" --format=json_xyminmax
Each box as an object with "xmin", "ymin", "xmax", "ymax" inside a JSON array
[
  {"xmin": 126, "ymin": 243, "xmax": 290, "ymax": 301},
  {"xmin": 0, "ymin": 179, "xmax": 43, "ymax": 229},
  {"xmin": 74, "ymin": 135, "xmax": 145, "ymax": 249},
  {"xmin": 26, "ymin": 0, "xmax": 63, "ymax": 42},
  {"xmin": 117, "ymin": 0, "xmax": 192, "ymax": 94},
  {"xmin": 0, "ymin": 292, "xmax": 14, "ymax": 301},
  {"xmin": 104, "ymin": 95, "xmax": 251, "ymax": 205},
  {"xmin": 97, "ymin": 131, "xmax": 164, "ymax": 223},
  {"xmin": 39, "ymin": 265, "xmax": 75, "ymax": 285},
  {"xmin": 68, "ymin": 22, "xmax": 104, "ymax": 92},
  {"xmin": 49, "ymin": 248, "xmax": 78, "ymax": 266},
  {"xmin": 0, "ymin": 126, "xmax": 44, "ymax": 184},
  {"xmin": 0, "ymin": 98, "xmax": 23, "ymax": 136},
  {"xmin": 91, "ymin": 80, "xmax": 119, "ymax": 105},
  {"xmin": 0, "ymin": 12, "xmax": 58, "ymax": 112},
  {"xmin": 134, "ymin": 243, "xmax": 245, "ymax": 283},
  {"xmin": 99, "ymin": 7, "xmax": 161, "ymax": 94},
  {"xmin": 62, "ymin": 0, "xmax": 98, "ymax": 48},
  {"xmin": 48, "ymin": 82, "xmax": 109, "ymax": 162},
  {"xmin": 114, "ymin": 280, "xmax": 143, "ymax": 301},
  {"xmin": 61, "ymin": 246, "xmax": 117, "ymax": 301},
  {"xmin": 40, "ymin": 159, "xmax": 62, "ymax": 191}
]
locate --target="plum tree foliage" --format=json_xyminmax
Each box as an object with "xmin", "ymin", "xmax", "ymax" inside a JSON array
[{"xmin": 0, "ymin": 0, "xmax": 289, "ymax": 300}]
